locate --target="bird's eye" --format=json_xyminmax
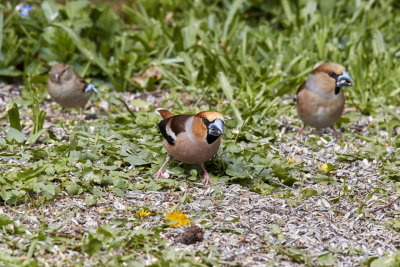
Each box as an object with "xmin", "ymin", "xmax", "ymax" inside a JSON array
[
  {"xmin": 202, "ymin": 117, "xmax": 207, "ymax": 123},
  {"xmin": 328, "ymin": 72, "xmax": 336, "ymax": 78},
  {"xmin": 62, "ymin": 69, "xmax": 67, "ymax": 74}
]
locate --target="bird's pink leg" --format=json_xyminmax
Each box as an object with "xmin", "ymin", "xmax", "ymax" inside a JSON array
[
  {"xmin": 154, "ymin": 155, "xmax": 170, "ymax": 178},
  {"xmin": 330, "ymin": 126, "xmax": 342, "ymax": 139},
  {"xmin": 295, "ymin": 124, "xmax": 305, "ymax": 139},
  {"xmin": 200, "ymin": 163, "xmax": 213, "ymax": 185}
]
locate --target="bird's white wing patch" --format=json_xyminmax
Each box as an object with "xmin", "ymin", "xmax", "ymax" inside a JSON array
[
  {"xmin": 185, "ymin": 116, "xmax": 194, "ymax": 140},
  {"xmin": 166, "ymin": 126, "xmax": 177, "ymax": 141}
]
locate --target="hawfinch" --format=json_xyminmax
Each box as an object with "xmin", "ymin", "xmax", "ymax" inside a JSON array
[
  {"xmin": 48, "ymin": 63, "xmax": 98, "ymax": 117},
  {"xmin": 295, "ymin": 62, "xmax": 353, "ymax": 138},
  {"xmin": 154, "ymin": 108, "xmax": 225, "ymax": 185}
]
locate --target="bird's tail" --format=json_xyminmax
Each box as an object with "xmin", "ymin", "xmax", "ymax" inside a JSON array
[{"xmin": 155, "ymin": 108, "xmax": 174, "ymax": 119}]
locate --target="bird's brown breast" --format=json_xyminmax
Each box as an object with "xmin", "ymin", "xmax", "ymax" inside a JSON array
[
  {"xmin": 296, "ymin": 88, "xmax": 345, "ymax": 129},
  {"xmin": 163, "ymin": 133, "xmax": 221, "ymax": 164},
  {"xmin": 48, "ymin": 79, "xmax": 91, "ymax": 109}
]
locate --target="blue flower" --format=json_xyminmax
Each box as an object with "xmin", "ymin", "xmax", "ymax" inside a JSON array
[
  {"xmin": 85, "ymin": 83, "xmax": 99, "ymax": 94},
  {"xmin": 18, "ymin": 3, "xmax": 34, "ymax": 18}
]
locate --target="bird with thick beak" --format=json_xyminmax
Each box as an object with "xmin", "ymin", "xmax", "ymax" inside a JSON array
[
  {"xmin": 154, "ymin": 109, "xmax": 224, "ymax": 185},
  {"xmin": 295, "ymin": 62, "xmax": 354, "ymax": 138}
]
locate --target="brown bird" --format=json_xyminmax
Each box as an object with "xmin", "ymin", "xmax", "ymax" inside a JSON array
[
  {"xmin": 48, "ymin": 63, "xmax": 98, "ymax": 118},
  {"xmin": 295, "ymin": 62, "xmax": 354, "ymax": 138},
  {"xmin": 154, "ymin": 108, "xmax": 225, "ymax": 185}
]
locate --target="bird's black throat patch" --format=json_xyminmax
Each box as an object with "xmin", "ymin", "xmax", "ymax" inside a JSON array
[
  {"xmin": 206, "ymin": 134, "xmax": 219, "ymax": 144},
  {"xmin": 203, "ymin": 117, "xmax": 220, "ymax": 144},
  {"xmin": 335, "ymin": 86, "xmax": 341, "ymax": 95}
]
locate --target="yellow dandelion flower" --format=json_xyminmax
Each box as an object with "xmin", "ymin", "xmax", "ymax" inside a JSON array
[
  {"xmin": 319, "ymin": 163, "xmax": 329, "ymax": 173},
  {"xmin": 138, "ymin": 208, "xmax": 151, "ymax": 218},
  {"xmin": 166, "ymin": 210, "xmax": 190, "ymax": 227},
  {"xmin": 319, "ymin": 163, "xmax": 334, "ymax": 174},
  {"xmin": 318, "ymin": 163, "xmax": 328, "ymax": 172},
  {"xmin": 286, "ymin": 157, "xmax": 294, "ymax": 163}
]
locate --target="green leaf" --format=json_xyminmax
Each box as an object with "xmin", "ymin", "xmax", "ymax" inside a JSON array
[
  {"xmin": 370, "ymin": 252, "xmax": 400, "ymax": 267},
  {"xmin": 0, "ymin": 190, "xmax": 26, "ymax": 205},
  {"xmin": 222, "ymin": 0, "xmax": 244, "ymax": 42},
  {"xmin": 28, "ymin": 129, "xmax": 47, "ymax": 145},
  {"xmin": 65, "ymin": 181, "xmax": 83, "ymax": 196},
  {"xmin": 226, "ymin": 162, "xmax": 247, "ymax": 178},
  {"xmin": 357, "ymin": 188, "xmax": 380, "ymax": 213},
  {"xmin": 112, "ymin": 187, "xmax": 125, "ymax": 197},
  {"xmin": 230, "ymin": 217, "xmax": 240, "ymax": 223},
  {"xmin": 85, "ymin": 195, "xmax": 97, "ymax": 206},
  {"xmin": 268, "ymin": 224, "xmax": 281, "ymax": 234},
  {"xmin": 0, "ymin": 67, "xmax": 23, "ymax": 77},
  {"xmin": 312, "ymin": 174, "xmax": 336, "ymax": 185},
  {"xmin": 82, "ymin": 168, "xmax": 102, "ymax": 183},
  {"xmin": 218, "ymin": 72, "xmax": 243, "ymax": 122},
  {"xmin": 17, "ymin": 164, "xmax": 48, "ymax": 181},
  {"xmin": 65, "ymin": 0, "xmax": 89, "ymax": 20},
  {"xmin": 7, "ymin": 103, "xmax": 21, "ymax": 131},
  {"xmin": 271, "ymin": 164, "xmax": 297, "ymax": 186},
  {"xmin": 42, "ymin": 0, "xmax": 59, "ymax": 22},
  {"xmin": 124, "ymin": 156, "xmax": 148, "ymax": 166},
  {"xmin": 41, "ymin": 183, "xmax": 57, "ymax": 198},
  {"xmin": 301, "ymin": 188, "xmax": 318, "ymax": 199},
  {"xmin": 317, "ymin": 253, "xmax": 336, "ymax": 265},
  {"xmin": 6, "ymin": 128, "xmax": 25, "ymax": 144},
  {"xmin": 0, "ymin": 214, "xmax": 12, "ymax": 226},
  {"xmin": 131, "ymin": 99, "xmax": 150, "ymax": 109},
  {"xmin": 281, "ymin": 0, "xmax": 294, "ymax": 24},
  {"xmin": 34, "ymin": 110, "xmax": 46, "ymax": 134},
  {"xmin": 82, "ymin": 234, "xmax": 102, "ymax": 256}
]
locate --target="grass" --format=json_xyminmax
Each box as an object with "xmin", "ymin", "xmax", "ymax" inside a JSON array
[{"xmin": 1, "ymin": 0, "xmax": 400, "ymax": 265}]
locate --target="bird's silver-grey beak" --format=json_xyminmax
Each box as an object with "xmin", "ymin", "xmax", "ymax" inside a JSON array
[
  {"xmin": 54, "ymin": 73, "xmax": 60, "ymax": 82},
  {"xmin": 208, "ymin": 119, "xmax": 224, "ymax": 136},
  {"xmin": 336, "ymin": 70, "xmax": 354, "ymax": 87}
]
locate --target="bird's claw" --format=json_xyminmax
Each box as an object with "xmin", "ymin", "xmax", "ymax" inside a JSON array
[
  {"xmin": 154, "ymin": 171, "xmax": 164, "ymax": 178},
  {"xmin": 202, "ymin": 173, "xmax": 213, "ymax": 185}
]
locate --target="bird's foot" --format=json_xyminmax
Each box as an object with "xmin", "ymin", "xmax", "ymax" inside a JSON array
[
  {"xmin": 295, "ymin": 124, "xmax": 305, "ymax": 139},
  {"xmin": 330, "ymin": 126, "xmax": 342, "ymax": 139},
  {"xmin": 200, "ymin": 163, "xmax": 213, "ymax": 185},
  {"xmin": 154, "ymin": 170, "xmax": 164, "ymax": 178},
  {"xmin": 202, "ymin": 172, "xmax": 213, "ymax": 185},
  {"xmin": 154, "ymin": 155, "xmax": 170, "ymax": 178}
]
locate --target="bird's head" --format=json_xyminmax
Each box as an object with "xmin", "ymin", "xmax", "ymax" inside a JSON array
[
  {"xmin": 49, "ymin": 63, "xmax": 73, "ymax": 83},
  {"xmin": 194, "ymin": 111, "xmax": 224, "ymax": 144},
  {"xmin": 309, "ymin": 62, "xmax": 354, "ymax": 96}
]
